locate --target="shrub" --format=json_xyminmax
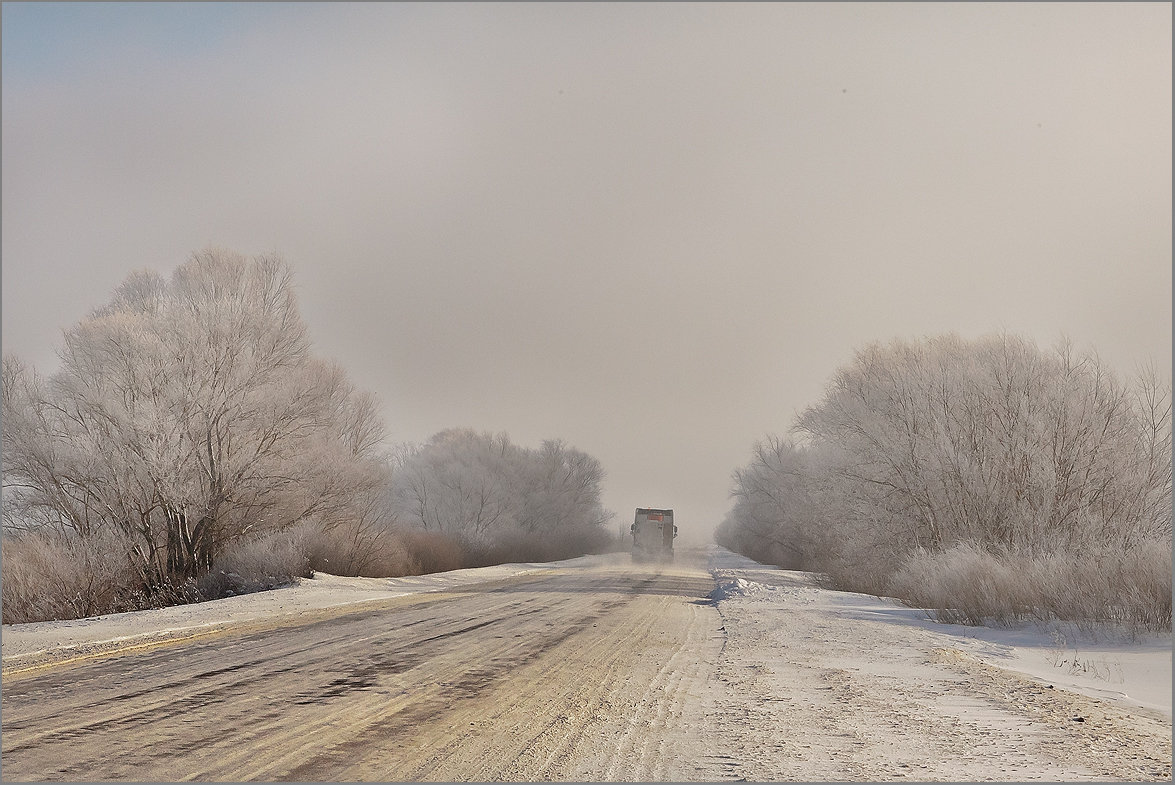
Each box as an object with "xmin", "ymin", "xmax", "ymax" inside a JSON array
[
  {"xmin": 463, "ymin": 523, "xmax": 615, "ymax": 567},
  {"xmin": 394, "ymin": 530, "xmax": 468, "ymax": 575},
  {"xmin": 888, "ymin": 539, "xmax": 1172, "ymax": 631},
  {"xmin": 889, "ymin": 542, "xmax": 1035, "ymax": 626},
  {"xmin": 196, "ymin": 529, "xmax": 311, "ymax": 600},
  {"xmin": 296, "ymin": 520, "xmax": 418, "ymax": 578},
  {"xmin": 1027, "ymin": 541, "xmax": 1172, "ymax": 631}
]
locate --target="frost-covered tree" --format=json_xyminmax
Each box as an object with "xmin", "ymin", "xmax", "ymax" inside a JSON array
[
  {"xmin": 2, "ymin": 249, "xmax": 386, "ymax": 591},
  {"xmin": 517, "ymin": 439, "xmax": 612, "ymax": 535},
  {"xmin": 721, "ymin": 332, "xmax": 1172, "ymax": 614},
  {"xmin": 793, "ymin": 334, "xmax": 1171, "ymax": 556},
  {"xmin": 389, "ymin": 429, "xmax": 515, "ymax": 540},
  {"xmin": 388, "ymin": 429, "xmax": 613, "ymax": 559},
  {"xmin": 715, "ymin": 436, "xmax": 818, "ymax": 570}
]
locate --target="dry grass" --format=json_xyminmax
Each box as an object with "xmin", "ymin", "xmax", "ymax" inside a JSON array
[{"xmin": 1, "ymin": 529, "xmax": 149, "ymax": 624}]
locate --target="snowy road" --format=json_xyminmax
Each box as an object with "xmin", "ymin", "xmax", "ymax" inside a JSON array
[
  {"xmin": 1, "ymin": 547, "xmax": 1170, "ymax": 781},
  {"xmin": 2, "ymin": 556, "xmax": 724, "ymax": 781}
]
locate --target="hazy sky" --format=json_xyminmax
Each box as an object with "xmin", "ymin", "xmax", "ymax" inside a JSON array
[{"xmin": 3, "ymin": 2, "xmax": 1171, "ymax": 541}]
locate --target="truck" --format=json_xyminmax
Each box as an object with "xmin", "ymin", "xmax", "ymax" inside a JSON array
[{"xmin": 630, "ymin": 508, "xmax": 676, "ymax": 562}]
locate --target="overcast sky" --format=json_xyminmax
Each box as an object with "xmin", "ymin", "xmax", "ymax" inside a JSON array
[{"xmin": 3, "ymin": 2, "xmax": 1171, "ymax": 541}]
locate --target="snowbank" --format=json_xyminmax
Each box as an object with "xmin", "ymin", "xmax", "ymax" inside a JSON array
[
  {"xmin": 709, "ymin": 548, "xmax": 1172, "ymax": 719},
  {"xmin": 1, "ymin": 554, "xmax": 606, "ymax": 666}
]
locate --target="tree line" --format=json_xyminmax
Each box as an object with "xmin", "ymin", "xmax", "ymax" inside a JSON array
[
  {"xmin": 717, "ymin": 333, "xmax": 1172, "ymax": 630},
  {"xmin": 2, "ymin": 250, "xmax": 616, "ymax": 623}
]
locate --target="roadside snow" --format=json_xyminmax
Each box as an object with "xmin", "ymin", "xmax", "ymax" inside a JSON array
[
  {"xmin": 708, "ymin": 548, "xmax": 1172, "ymax": 720},
  {"xmin": 826, "ymin": 591, "xmax": 1172, "ymax": 719},
  {"xmin": 1, "ymin": 554, "xmax": 604, "ymax": 665},
  {"xmin": 705, "ymin": 547, "xmax": 1170, "ymax": 780}
]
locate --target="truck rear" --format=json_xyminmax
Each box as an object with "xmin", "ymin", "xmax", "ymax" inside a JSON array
[{"xmin": 631, "ymin": 508, "xmax": 676, "ymax": 562}]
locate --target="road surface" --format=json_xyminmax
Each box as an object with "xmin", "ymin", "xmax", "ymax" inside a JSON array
[{"xmin": 2, "ymin": 547, "xmax": 1170, "ymax": 781}]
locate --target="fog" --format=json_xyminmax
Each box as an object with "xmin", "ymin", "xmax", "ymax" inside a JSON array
[{"xmin": 3, "ymin": 3, "xmax": 1170, "ymax": 541}]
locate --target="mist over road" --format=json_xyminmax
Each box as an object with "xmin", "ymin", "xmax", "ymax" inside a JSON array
[{"xmin": 2, "ymin": 548, "xmax": 1169, "ymax": 781}]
